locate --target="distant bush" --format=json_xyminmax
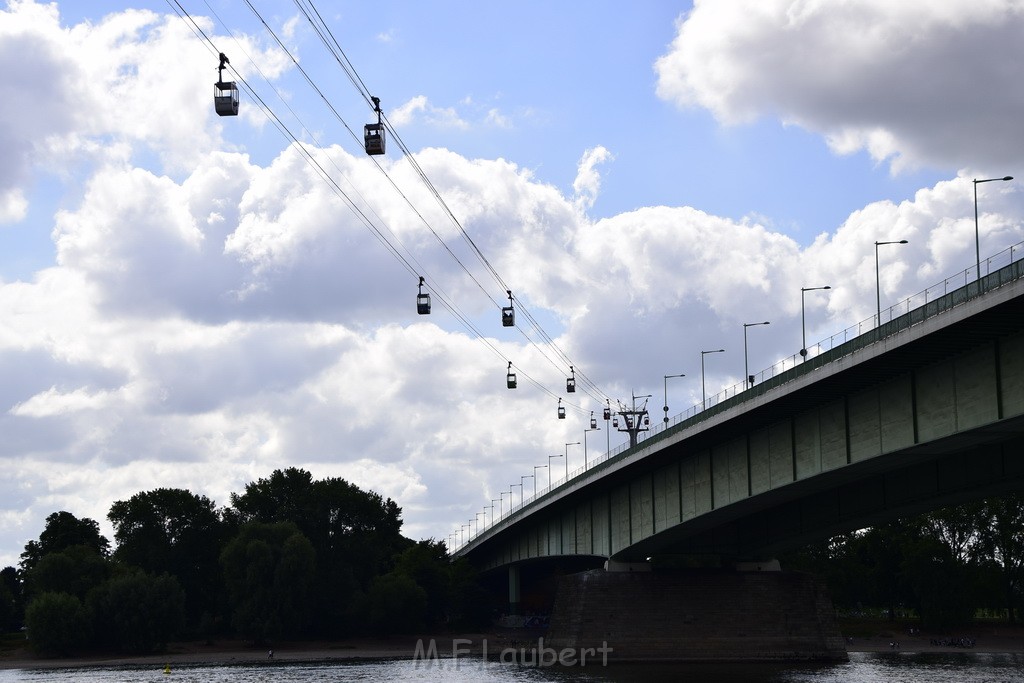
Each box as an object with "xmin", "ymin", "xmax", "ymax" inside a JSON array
[
  {"xmin": 88, "ymin": 571, "xmax": 185, "ymax": 654},
  {"xmin": 24, "ymin": 592, "xmax": 90, "ymax": 656}
]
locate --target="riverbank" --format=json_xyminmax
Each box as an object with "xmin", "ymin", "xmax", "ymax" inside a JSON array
[
  {"xmin": 0, "ymin": 634, "xmax": 498, "ymax": 671},
  {"xmin": 3, "ymin": 625, "xmax": 1024, "ymax": 670},
  {"xmin": 841, "ymin": 620, "xmax": 1024, "ymax": 653}
]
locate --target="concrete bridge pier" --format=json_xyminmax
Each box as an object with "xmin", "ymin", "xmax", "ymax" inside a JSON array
[
  {"xmin": 508, "ymin": 564, "xmax": 521, "ymax": 615},
  {"xmin": 545, "ymin": 567, "xmax": 847, "ymax": 662}
]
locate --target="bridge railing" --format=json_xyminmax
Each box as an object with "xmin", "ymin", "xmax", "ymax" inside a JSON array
[{"xmin": 452, "ymin": 240, "xmax": 1024, "ymax": 553}]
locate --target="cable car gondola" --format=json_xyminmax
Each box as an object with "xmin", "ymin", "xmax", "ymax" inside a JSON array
[
  {"xmin": 506, "ymin": 362, "xmax": 517, "ymax": 389},
  {"xmin": 566, "ymin": 366, "xmax": 576, "ymax": 393},
  {"xmin": 416, "ymin": 276, "xmax": 430, "ymax": 314},
  {"xmin": 603, "ymin": 404, "xmax": 611, "ymax": 421},
  {"xmin": 214, "ymin": 53, "xmax": 238, "ymax": 116},
  {"xmin": 365, "ymin": 96, "xmax": 385, "ymax": 155},
  {"xmin": 557, "ymin": 398, "xmax": 566, "ymax": 419},
  {"xmin": 501, "ymin": 290, "xmax": 515, "ymax": 327},
  {"xmin": 590, "ymin": 412, "xmax": 597, "ymax": 429}
]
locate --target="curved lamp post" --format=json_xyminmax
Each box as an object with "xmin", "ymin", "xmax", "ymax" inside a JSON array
[
  {"xmin": 875, "ymin": 240, "xmax": 908, "ymax": 325},
  {"xmin": 564, "ymin": 442, "xmax": 579, "ymax": 480},
  {"xmin": 743, "ymin": 322, "xmax": 769, "ymax": 387},
  {"xmin": 548, "ymin": 454, "xmax": 562, "ymax": 487},
  {"xmin": 663, "ymin": 373, "xmax": 685, "ymax": 424},
  {"xmin": 701, "ymin": 349, "xmax": 724, "ymax": 409},
  {"xmin": 974, "ymin": 176, "xmax": 1013, "ymax": 280},
  {"xmin": 800, "ymin": 286, "xmax": 831, "ymax": 361}
]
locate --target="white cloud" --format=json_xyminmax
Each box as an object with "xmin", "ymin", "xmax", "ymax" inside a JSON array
[
  {"xmin": 3, "ymin": 0, "xmax": 1024, "ymax": 570},
  {"xmin": 572, "ymin": 146, "xmax": 613, "ymax": 212},
  {"xmin": 391, "ymin": 95, "xmax": 469, "ymax": 129},
  {"xmin": 654, "ymin": 0, "xmax": 1024, "ymax": 172}
]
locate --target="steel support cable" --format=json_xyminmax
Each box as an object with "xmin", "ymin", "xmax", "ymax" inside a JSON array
[
  {"xmin": 168, "ymin": 0, "xmax": 425, "ymax": 284},
  {"xmin": 247, "ymin": 0, "xmax": 506, "ymax": 319},
  {"xmin": 171, "ymin": 2, "xmax": 546, "ymax": 398},
  {"xmin": 292, "ymin": 0, "xmax": 375, "ymax": 108},
  {"xmin": 291, "ymin": 0, "xmax": 612, "ymax": 404},
  {"xmin": 192, "ymin": 0, "xmax": 611, "ymax": 409}
]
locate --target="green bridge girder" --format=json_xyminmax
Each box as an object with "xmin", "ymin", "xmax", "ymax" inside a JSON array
[{"xmin": 461, "ymin": 260, "xmax": 1024, "ymax": 569}]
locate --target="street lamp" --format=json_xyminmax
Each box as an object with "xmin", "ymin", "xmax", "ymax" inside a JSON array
[
  {"xmin": 491, "ymin": 499, "xmax": 498, "ymax": 523},
  {"xmin": 800, "ymin": 286, "xmax": 831, "ymax": 361},
  {"xmin": 511, "ymin": 482, "xmax": 523, "ymax": 508},
  {"xmin": 548, "ymin": 454, "xmax": 562, "ymax": 486},
  {"xmin": 521, "ymin": 475, "xmax": 533, "ymax": 503},
  {"xmin": 564, "ymin": 442, "xmax": 579, "ymax": 480},
  {"xmin": 974, "ymin": 176, "xmax": 1013, "ymax": 280},
  {"xmin": 584, "ymin": 426, "xmax": 600, "ymax": 468},
  {"xmin": 875, "ymin": 240, "xmax": 908, "ymax": 325},
  {"xmin": 700, "ymin": 349, "xmax": 724, "ymax": 410},
  {"xmin": 533, "ymin": 465, "xmax": 546, "ymax": 495},
  {"xmin": 663, "ymin": 373, "xmax": 685, "ymax": 424},
  {"xmin": 499, "ymin": 491, "xmax": 507, "ymax": 518},
  {"xmin": 742, "ymin": 322, "xmax": 769, "ymax": 387}
]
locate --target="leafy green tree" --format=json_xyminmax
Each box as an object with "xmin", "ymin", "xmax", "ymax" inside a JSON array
[
  {"xmin": 900, "ymin": 531, "xmax": 976, "ymax": 629},
  {"xmin": 976, "ymin": 493, "xmax": 1024, "ymax": 624},
  {"xmin": 220, "ymin": 521, "xmax": 316, "ymax": 642},
  {"xmin": 0, "ymin": 580, "xmax": 14, "ymax": 633},
  {"xmin": 446, "ymin": 555, "xmax": 494, "ymax": 630},
  {"xmin": 108, "ymin": 488, "xmax": 227, "ymax": 627},
  {"xmin": 230, "ymin": 468, "xmax": 409, "ymax": 635},
  {"xmin": 24, "ymin": 592, "xmax": 90, "ymax": 656},
  {"xmin": 87, "ymin": 571, "xmax": 186, "ymax": 654},
  {"xmin": 23, "ymin": 545, "xmax": 109, "ymax": 601},
  {"xmin": 20, "ymin": 512, "xmax": 110, "ymax": 574},
  {"xmin": 362, "ymin": 571, "xmax": 428, "ymax": 635},
  {"xmin": 391, "ymin": 540, "xmax": 450, "ymax": 627},
  {"xmin": 0, "ymin": 566, "xmax": 21, "ymax": 630}
]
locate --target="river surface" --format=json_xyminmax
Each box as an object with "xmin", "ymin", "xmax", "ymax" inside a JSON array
[{"xmin": 1, "ymin": 652, "xmax": 1023, "ymax": 682}]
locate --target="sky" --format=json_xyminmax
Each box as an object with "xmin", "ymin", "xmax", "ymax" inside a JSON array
[{"xmin": 1, "ymin": 0, "xmax": 1024, "ymax": 567}]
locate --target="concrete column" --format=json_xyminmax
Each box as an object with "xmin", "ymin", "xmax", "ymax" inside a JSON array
[{"xmin": 508, "ymin": 564, "xmax": 521, "ymax": 615}]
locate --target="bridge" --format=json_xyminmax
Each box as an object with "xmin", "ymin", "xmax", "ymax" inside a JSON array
[{"xmin": 451, "ymin": 243, "xmax": 1024, "ymax": 661}]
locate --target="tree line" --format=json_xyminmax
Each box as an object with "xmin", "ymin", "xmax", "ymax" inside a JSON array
[
  {"xmin": 780, "ymin": 492, "xmax": 1024, "ymax": 630},
  {"xmin": 0, "ymin": 468, "xmax": 491, "ymax": 656}
]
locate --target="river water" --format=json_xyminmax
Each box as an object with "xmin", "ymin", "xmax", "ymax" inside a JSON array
[{"xmin": 1, "ymin": 652, "xmax": 1022, "ymax": 682}]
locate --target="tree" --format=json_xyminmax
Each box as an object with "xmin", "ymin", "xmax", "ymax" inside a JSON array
[
  {"xmin": 219, "ymin": 522, "xmax": 316, "ymax": 642},
  {"xmin": 976, "ymin": 493, "xmax": 1024, "ymax": 624},
  {"xmin": 230, "ymin": 468, "xmax": 409, "ymax": 635},
  {"xmin": 22, "ymin": 545, "xmax": 109, "ymax": 601},
  {"xmin": 108, "ymin": 488, "xmax": 227, "ymax": 627},
  {"xmin": 900, "ymin": 530, "xmax": 976, "ymax": 629},
  {"xmin": 362, "ymin": 572, "xmax": 427, "ymax": 635},
  {"xmin": 391, "ymin": 539, "xmax": 451, "ymax": 628},
  {"xmin": 87, "ymin": 571, "xmax": 186, "ymax": 654},
  {"xmin": 24, "ymin": 592, "xmax": 90, "ymax": 656},
  {"xmin": 20, "ymin": 512, "xmax": 110, "ymax": 574},
  {"xmin": 0, "ymin": 566, "xmax": 21, "ymax": 630}
]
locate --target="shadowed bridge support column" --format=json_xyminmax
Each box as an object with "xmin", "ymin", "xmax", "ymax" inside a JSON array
[{"xmin": 508, "ymin": 564, "xmax": 521, "ymax": 616}]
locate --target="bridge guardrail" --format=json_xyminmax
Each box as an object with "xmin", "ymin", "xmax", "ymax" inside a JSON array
[{"xmin": 454, "ymin": 241, "xmax": 1024, "ymax": 553}]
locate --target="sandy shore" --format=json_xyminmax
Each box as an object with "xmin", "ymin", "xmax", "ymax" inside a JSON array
[
  {"xmin": 0, "ymin": 635, "xmax": 498, "ymax": 671},
  {"xmin": 843, "ymin": 627, "xmax": 1024, "ymax": 654},
  {"xmin": 4, "ymin": 628, "xmax": 1024, "ymax": 670}
]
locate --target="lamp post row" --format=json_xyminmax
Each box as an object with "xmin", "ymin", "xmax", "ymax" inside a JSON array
[{"xmin": 462, "ymin": 178, "xmax": 1014, "ymax": 548}]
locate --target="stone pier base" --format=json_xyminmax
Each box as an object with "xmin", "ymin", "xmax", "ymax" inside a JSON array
[{"xmin": 545, "ymin": 569, "xmax": 847, "ymax": 662}]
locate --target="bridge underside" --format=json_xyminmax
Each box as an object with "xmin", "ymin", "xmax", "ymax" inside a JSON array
[
  {"xmin": 627, "ymin": 423, "xmax": 1024, "ymax": 561},
  {"xmin": 467, "ymin": 289, "xmax": 1024, "ymax": 570}
]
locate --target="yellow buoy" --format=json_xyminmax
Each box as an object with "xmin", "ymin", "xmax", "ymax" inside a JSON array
[{"xmin": 163, "ymin": 663, "xmax": 171, "ymax": 674}]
